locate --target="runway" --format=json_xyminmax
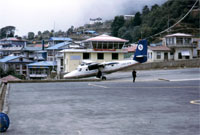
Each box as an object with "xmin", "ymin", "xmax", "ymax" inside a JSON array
[{"xmin": 4, "ymin": 68, "xmax": 200, "ymax": 135}]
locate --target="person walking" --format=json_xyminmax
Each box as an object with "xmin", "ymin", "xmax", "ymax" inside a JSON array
[
  {"xmin": 132, "ymin": 70, "xmax": 137, "ymax": 82},
  {"xmin": 97, "ymin": 70, "xmax": 102, "ymax": 78}
]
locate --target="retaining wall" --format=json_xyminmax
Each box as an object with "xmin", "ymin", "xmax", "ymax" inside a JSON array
[{"xmin": 127, "ymin": 58, "xmax": 200, "ymax": 70}]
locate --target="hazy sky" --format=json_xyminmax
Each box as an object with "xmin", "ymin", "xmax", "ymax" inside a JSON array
[{"xmin": 0, "ymin": 0, "xmax": 166, "ymax": 36}]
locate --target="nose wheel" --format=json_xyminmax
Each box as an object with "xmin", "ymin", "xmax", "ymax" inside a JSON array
[{"xmin": 101, "ymin": 76, "xmax": 106, "ymax": 80}]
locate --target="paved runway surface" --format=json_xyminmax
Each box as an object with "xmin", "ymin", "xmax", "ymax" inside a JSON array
[{"xmin": 5, "ymin": 68, "xmax": 200, "ymax": 135}]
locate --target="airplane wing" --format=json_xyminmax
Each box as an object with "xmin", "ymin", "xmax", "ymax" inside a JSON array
[
  {"xmin": 81, "ymin": 60, "xmax": 97, "ymax": 65},
  {"xmin": 88, "ymin": 61, "xmax": 119, "ymax": 70},
  {"xmin": 100, "ymin": 61, "xmax": 119, "ymax": 66}
]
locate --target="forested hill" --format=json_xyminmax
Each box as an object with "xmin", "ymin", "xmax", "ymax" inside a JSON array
[{"xmin": 111, "ymin": 0, "xmax": 199, "ymax": 43}]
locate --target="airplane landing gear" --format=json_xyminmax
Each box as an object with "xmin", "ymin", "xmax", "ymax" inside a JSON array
[
  {"xmin": 102, "ymin": 76, "xmax": 106, "ymax": 80},
  {"xmin": 96, "ymin": 70, "xmax": 106, "ymax": 80}
]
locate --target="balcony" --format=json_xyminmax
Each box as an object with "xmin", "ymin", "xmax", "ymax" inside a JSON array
[
  {"xmin": 29, "ymin": 74, "xmax": 47, "ymax": 78},
  {"xmin": 167, "ymin": 44, "xmax": 197, "ymax": 48}
]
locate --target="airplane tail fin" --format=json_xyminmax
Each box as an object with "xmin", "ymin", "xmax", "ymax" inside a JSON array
[{"xmin": 133, "ymin": 39, "xmax": 147, "ymax": 63}]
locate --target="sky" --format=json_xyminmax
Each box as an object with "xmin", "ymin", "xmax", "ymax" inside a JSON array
[{"xmin": 0, "ymin": 0, "xmax": 166, "ymax": 36}]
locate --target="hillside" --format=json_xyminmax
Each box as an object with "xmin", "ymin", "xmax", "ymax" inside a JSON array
[{"xmin": 111, "ymin": 0, "xmax": 199, "ymax": 43}]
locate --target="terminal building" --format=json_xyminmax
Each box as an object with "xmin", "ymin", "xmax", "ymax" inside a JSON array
[{"xmin": 61, "ymin": 34, "xmax": 128, "ymax": 73}]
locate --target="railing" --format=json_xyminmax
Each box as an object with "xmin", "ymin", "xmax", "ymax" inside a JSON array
[
  {"xmin": 168, "ymin": 44, "xmax": 197, "ymax": 48},
  {"xmin": 29, "ymin": 74, "xmax": 47, "ymax": 78}
]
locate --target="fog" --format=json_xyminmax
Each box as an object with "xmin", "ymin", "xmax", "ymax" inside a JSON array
[{"xmin": 0, "ymin": 0, "xmax": 166, "ymax": 36}]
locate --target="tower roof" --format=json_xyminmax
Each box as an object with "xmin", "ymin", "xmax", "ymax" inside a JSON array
[{"xmin": 83, "ymin": 34, "xmax": 128, "ymax": 42}]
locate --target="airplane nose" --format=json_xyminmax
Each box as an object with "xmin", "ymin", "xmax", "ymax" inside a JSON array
[
  {"xmin": 63, "ymin": 71, "xmax": 77, "ymax": 79},
  {"xmin": 64, "ymin": 73, "xmax": 73, "ymax": 78}
]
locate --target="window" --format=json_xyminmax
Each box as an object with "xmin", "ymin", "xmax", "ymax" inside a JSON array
[
  {"xmin": 112, "ymin": 53, "xmax": 118, "ymax": 60},
  {"xmin": 156, "ymin": 52, "xmax": 161, "ymax": 59},
  {"xmin": 83, "ymin": 53, "xmax": 90, "ymax": 59},
  {"xmin": 185, "ymin": 56, "xmax": 189, "ymax": 59},
  {"xmin": 61, "ymin": 59, "xmax": 63, "ymax": 66},
  {"xmin": 97, "ymin": 53, "xmax": 104, "ymax": 60},
  {"xmin": 178, "ymin": 53, "xmax": 182, "ymax": 59},
  {"xmin": 185, "ymin": 38, "xmax": 191, "ymax": 44},
  {"xmin": 177, "ymin": 38, "xmax": 183, "ymax": 45},
  {"xmin": 148, "ymin": 52, "xmax": 152, "ymax": 59}
]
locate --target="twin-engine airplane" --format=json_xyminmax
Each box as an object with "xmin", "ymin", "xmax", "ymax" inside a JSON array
[{"xmin": 64, "ymin": 39, "xmax": 147, "ymax": 80}]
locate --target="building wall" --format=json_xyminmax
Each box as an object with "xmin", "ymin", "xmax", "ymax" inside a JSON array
[
  {"xmin": 148, "ymin": 50, "xmax": 170, "ymax": 62},
  {"xmin": 174, "ymin": 48, "xmax": 193, "ymax": 60}
]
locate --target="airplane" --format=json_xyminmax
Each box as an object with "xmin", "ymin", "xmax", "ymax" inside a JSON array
[{"xmin": 64, "ymin": 39, "xmax": 147, "ymax": 80}]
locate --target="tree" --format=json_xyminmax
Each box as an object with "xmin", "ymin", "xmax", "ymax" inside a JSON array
[
  {"xmin": 28, "ymin": 32, "xmax": 35, "ymax": 40},
  {"xmin": 131, "ymin": 12, "xmax": 142, "ymax": 27},
  {"xmin": 132, "ymin": 26, "xmax": 141, "ymax": 42},
  {"xmin": 142, "ymin": 5, "xmax": 150, "ymax": 15},
  {"xmin": 122, "ymin": 30, "xmax": 133, "ymax": 42},
  {"xmin": 0, "ymin": 26, "xmax": 15, "ymax": 39},
  {"xmin": 67, "ymin": 26, "xmax": 74, "ymax": 35},
  {"xmin": 6, "ymin": 67, "xmax": 16, "ymax": 75},
  {"xmin": 0, "ymin": 66, "xmax": 5, "ymax": 78},
  {"xmin": 111, "ymin": 16, "xmax": 125, "ymax": 37},
  {"xmin": 151, "ymin": 4, "xmax": 159, "ymax": 11},
  {"xmin": 38, "ymin": 31, "xmax": 42, "ymax": 36},
  {"xmin": 118, "ymin": 26, "xmax": 127, "ymax": 38},
  {"xmin": 42, "ymin": 30, "xmax": 50, "ymax": 39}
]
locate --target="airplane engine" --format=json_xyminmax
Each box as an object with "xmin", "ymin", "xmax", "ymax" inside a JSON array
[{"xmin": 88, "ymin": 64, "xmax": 99, "ymax": 70}]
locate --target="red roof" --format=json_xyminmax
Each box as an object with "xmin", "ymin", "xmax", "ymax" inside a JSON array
[
  {"xmin": 1, "ymin": 75, "xmax": 21, "ymax": 83},
  {"xmin": 148, "ymin": 46, "xmax": 171, "ymax": 51},
  {"xmin": 124, "ymin": 45, "xmax": 137, "ymax": 52},
  {"xmin": 0, "ymin": 37, "xmax": 25, "ymax": 42},
  {"xmin": 34, "ymin": 44, "xmax": 49, "ymax": 48},
  {"xmin": 84, "ymin": 34, "xmax": 128, "ymax": 42}
]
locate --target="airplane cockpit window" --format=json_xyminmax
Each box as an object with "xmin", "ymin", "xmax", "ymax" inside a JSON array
[{"xmin": 78, "ymin": 68, "xmax": 82, "ymax": 71}]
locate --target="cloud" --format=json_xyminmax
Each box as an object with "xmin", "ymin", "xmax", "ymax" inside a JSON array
[{"xmin": 0, "ymin": 0, "xmax": 166, "ymax": 36}]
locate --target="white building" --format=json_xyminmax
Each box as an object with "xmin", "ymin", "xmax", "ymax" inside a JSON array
[
  {"xmin": 123, "ymin": 15, "xmax": 135, "ymax": 20},
  {"xmin": 163, "ymin": 33, "xmax": 196, "ymax": 60},
  {"xmin": 89, "ymin": 17, "xmax": 103, "ymax": 25},
  {"xmin": 193, "ymin": 38, "xmax": 200, "ymax": 58},
  {"xmin": 148, "ymin": 46, "xmax": 171, "ymax": 62},
  {"xmin": 61, "ymin": 34, "xmax": 128, "ymax": 73}
]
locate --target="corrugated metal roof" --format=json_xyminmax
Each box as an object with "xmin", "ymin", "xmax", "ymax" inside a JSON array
[
  {"xmin": 0, "ymin": 56, "xmax": 20, "ymax": 63},
  {"xmin": 28, "ymin": 61, "xmax": 57, "ymax": 67},
  {"xmin": 47, "ymin": 42, "xmax": 70, "ymax": 50},
  {"xmin": 124, "ymin": 46, "xmax": 137, "ymax": 52},
  {"xmin": 0, "ymin": 37, "xmax": 25, "ymax": 41},
  {"xmin": 83, "ymin": 34, "xmax": 129, "ymax": 42},
  {"xmin": 148, "ymin": 46, "xmax": 171, "ymax": 51},
  {"xmin": 165, "ymin": 33, "xmax": 192, "ymax": 37},
  {"xmin": 23, "ymin": 47, "xmax": 42, "ymax": 51},
  {"xmin": 34, "ymin": 44, "xmax": 49, "ymax": 48},
  {"xmin": 49, "ymin": 37, "xmax": 72, "ymax": 41},
  {"xmin": 1, "ymin": 75, "xmax": 21, "ymax": 82},
  {"xmin": 0, "ymin": 47, "xmax": 23, "ymax": 51},
  {"xmin": 85, "ymin": 30, "xmax": 96, "ymax": 34}
]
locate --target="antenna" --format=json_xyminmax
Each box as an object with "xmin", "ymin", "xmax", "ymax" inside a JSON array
[{"xmin": 53, "ymin": 21, "xmax": 56, "ymax": 37}]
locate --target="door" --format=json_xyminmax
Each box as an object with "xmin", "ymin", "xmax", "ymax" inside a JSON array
[{"xmin": 164, "ymin": 53, "xmax": 168, "ymax": 61}]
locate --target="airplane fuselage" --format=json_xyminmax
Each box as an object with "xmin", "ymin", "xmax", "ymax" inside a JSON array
[{"xmin": 64, "ymin": 60, "xmax": 139, "ymax": 79}]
